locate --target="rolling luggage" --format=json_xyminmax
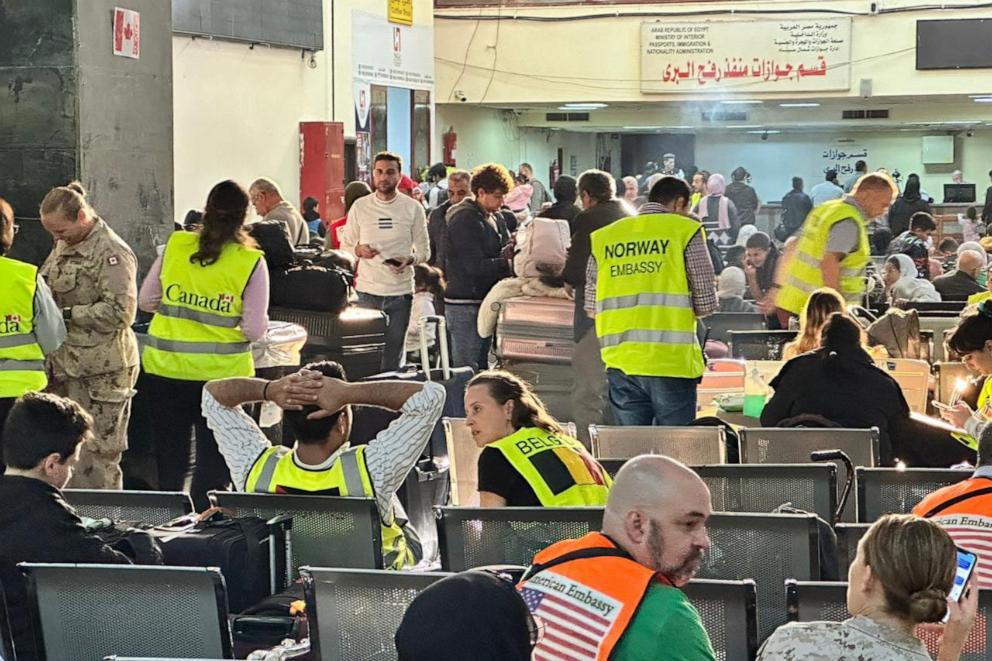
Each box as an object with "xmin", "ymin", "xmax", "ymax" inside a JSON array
[
  {"xmin": 269, "ymin": 305, "xmax": 386, "ymax": 379},
  {"xmin": 495, "ymin": 296, "xmax": 574, "ymax": 363},
  {"xmin": 351, "ymin": 316, "xmax": 470, "ymax": 565},
  {"xmin": 502, "ymin": 359, "xmax": 574, "ymax": 423}
]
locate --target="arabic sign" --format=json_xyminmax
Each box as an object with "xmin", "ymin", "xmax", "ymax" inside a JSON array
[
  {"xmin": 389, "ymin": 0, "xmax": 413, "ymax": 26},
  {"xmin": 822, "ymin": 147, "xmax": 869, "ymax": 175},
  {"xmin": 352, "ymin": 10, "xmax": 434, "ymax": 90},
  {"xmin": 641, "ymin": 19, "xmax": 851, "ymax": 93}
]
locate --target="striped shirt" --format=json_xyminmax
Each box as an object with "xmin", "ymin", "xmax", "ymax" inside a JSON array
[{"xmin": 201, "ymin": 382, "xmax": 445, "ymax": 521}]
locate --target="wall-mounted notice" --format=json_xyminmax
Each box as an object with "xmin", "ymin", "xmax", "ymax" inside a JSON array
[
  {"xmin": 641, "ymin": 19, "xmax": 851, "ymax": 93},
  {"xmin": 821, "ymin": 146, "xmax": 869, "ymax": 175}
]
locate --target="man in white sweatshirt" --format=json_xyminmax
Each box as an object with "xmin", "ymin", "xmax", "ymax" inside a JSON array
[{"xmin": 341, "ymin": 151, "xmax": 430, "ymax": 371}]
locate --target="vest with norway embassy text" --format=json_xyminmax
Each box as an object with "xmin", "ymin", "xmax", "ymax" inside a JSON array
[
  {"xmin": 244, "ymin": 444, "xmax": 418, "ymax": 570},
  {"xmin": 0, "ymin": 257, "xmax": 47, "ymax": 397},
  {"xmin": 518, "ymin": 532, "xmax": 667, "ymax": 660},
  {"xmin": 490, "ymin": 426, "xmax": 611, "ymax": 506},
  {"xmin": 590, "ymin": 212, "xmax": 705, "ymax": 379},
  {"xmin": 142, "ymin": 232, "xmax": 262, "ymax": 381},
  {"xmin": 775, "ymin": 198, "xmax": 870, "ymax": 316}
]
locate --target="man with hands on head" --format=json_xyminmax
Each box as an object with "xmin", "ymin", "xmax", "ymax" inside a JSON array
[{"xmin": 202, "ymin": 361, "xmax": 445, "ymax": 570}]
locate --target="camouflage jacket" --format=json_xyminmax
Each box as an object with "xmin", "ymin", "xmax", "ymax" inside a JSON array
[
  {"xmin": 41, "ymin": 218, "xmax": 139, "ymax": 378},
  {"xmin": 757, "ymin": 616, "xmax": 931, "ymax": 660}
]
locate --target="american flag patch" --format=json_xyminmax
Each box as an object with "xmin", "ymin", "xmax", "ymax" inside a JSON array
[{"xmin": 520, "ymin": 572, "xmax": 622, "ymax": 660}]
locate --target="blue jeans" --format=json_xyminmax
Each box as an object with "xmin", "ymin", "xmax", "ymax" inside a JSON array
[
  {"xmin": 357, "ymin": 292, "xmax": 412, "ymax": 372},
  {"xmin": 445, "ymin": 303, "xmax": 489, "ymax": 371},
  {"xmin": 607, "ymin": 368, "xmax": 699, "ymax": 426}
]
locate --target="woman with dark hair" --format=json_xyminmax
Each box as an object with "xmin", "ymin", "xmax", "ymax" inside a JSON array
[
  {"xmin": 139, "ymin": 180, "xmax": 268, "ymax": 508},
  {"xmin": 396, "ymin": 570, "xmax": 538, "ymax": 661},
  {"xmin": 888, "ymin": 174, "xmax": 933, "ymax": 236},
  {"xmin": 759, "ymin": 513, "xmax": 976, "ymax": 660},
  {"xmin": 940, "ymin": 303, "xmax": 992, "ymax": 438},
  {"xmin": 468, "ymin": 370, "xmax": 612, "ymax": 507},
  {"xmin": 761, "ymin": 313, "xmax": 912, "ymax": 465},
  {"xmin": 324, "ymin": 181, "xmax": 372, "ymax": 249}
]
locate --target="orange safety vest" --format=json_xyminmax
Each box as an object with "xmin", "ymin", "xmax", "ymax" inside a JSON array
[
  {"xmin": 517, "ymin": 532, "xmax": 666, "ymax": 660},
  {"xmin": 913, "ymin": 476, "xmax": 992, "ymax": 588}
]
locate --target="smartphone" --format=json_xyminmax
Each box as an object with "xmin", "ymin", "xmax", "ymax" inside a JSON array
[
  {"xmin": 943, "ymin": 547, "xmax": 978, "ymax": 623},
  {"xmin": 383, "ymin": 258, "xmax": 403, "ymax": 267},
  {"xmin": 932, "ymin": 401, "xmax": 954, "ymax": 412}
]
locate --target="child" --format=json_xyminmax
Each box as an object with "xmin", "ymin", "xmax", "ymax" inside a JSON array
[{"xmin": 406, "ymin": 264, "xmax": 446, "ymax": 365}]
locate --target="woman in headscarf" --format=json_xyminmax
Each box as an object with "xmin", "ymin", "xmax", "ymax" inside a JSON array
[
  {"xmin": 395, "ymin": 570, "xmax": 536, "ymax": 661},
  {"xmin": 883, "ymin": 253, "xmax": 941, "ymax": 304},
  {"xmin": 696, "ymin": 173, "xmax": 740, "ymax": 252}
]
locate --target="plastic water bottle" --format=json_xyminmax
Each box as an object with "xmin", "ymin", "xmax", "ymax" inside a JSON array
[{"xmin": 743, "ymin": 366, "xmax": 769, "ymax": 418}]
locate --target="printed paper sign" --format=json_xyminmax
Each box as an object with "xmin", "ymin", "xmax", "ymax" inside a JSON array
[{"xmin": 113, "ymin": 7, "xmax": 140, "ymax": 59}]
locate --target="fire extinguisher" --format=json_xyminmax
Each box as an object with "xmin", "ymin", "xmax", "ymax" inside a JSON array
[
  {"xmin": 549, "ymin": 160, "xmax": 560, "ymax": 186},
  {"xmin": 443, "ymin": 127, "xmax": 457, "ymax": 166}
]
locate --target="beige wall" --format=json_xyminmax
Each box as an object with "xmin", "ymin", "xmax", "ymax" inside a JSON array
[
  {"xmin": 173, "ymin": 0, "xmax": 435, "ymax": 218},
  {"xmin": 434, "ymin": 1, "xmax": 992, "ymax": 105}
]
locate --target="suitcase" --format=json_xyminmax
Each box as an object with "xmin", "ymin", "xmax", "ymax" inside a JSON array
[
  {"xmin": 495, "ymin": 296, "xmax": 575, "ymax": 363},
  {"xmin": 269, "ymin": 305, "xmax": 386, "ymax": 379},
  {"xmin": 351, "ymin": 317, "xmax": 470, "ymax": 565},
  {"xmin": 502, "ymin": 359, "xmax": 574, "ymax": 423},
  {"xmin": 151, "ymin": 513, "xmax": 291, "ymax": 614}
]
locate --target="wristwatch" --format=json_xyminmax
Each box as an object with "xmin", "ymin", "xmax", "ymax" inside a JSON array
[{"xmin": 62, "ymin": 307, "xmax": 72, "ymax": 321}]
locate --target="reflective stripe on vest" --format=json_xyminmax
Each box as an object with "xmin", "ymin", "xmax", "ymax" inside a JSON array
[
  {"xmin": 491, "ymin": 427, "xmax": 612, "ymax": 506},
  {"xmin": 142, "ymin": 232, "xmax": 261, "ymax": 381},
  {"xmin": 775, "ymin": 199, "xmax": 870, "ymax": 315},
  {"xmin": 0, "ymin": 256, "xmax": 47, "ymax": 397},
  {"xmin": 590, "ymin": 213, "xmax": 705, "ymax": 379},
  {"xmin": 244, "ymin": 444, "xmax": 416, "ymax": 570},
  {"xmin": 519, "ymin": 532, "xmax": 660, "ymax": 660}
]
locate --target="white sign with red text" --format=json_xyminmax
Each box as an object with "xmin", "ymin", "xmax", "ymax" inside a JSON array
[
  {"xmin": 641, "ymin": 19, "xmax": 851, "ymax": 93},
  {"xmin": 113, "ymin": 7, "xmax": 140, "ymax": 59}
]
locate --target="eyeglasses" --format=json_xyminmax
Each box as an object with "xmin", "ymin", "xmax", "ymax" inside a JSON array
[{"xmin": 11, "ymin": 224, "xmax": 19, "ymax": 235}]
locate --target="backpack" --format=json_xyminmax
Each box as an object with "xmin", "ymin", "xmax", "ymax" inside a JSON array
[
  {"xmin": 866, "ymin": 308, "xmax": 923, "ymax": 359},
  {"xmin": 249, "ymin": 220, "xmax": 295, "ymax": 269},
  {"xmin": 513, "ymin": 217, "xmax": 570, "ymax": 278}
]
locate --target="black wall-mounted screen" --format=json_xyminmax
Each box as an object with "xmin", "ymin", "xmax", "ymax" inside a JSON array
[
  {"xmin": 916, "ymin": 19, "xmax": 992, "ymax": 70},
  {"xmin": 173, "ymin": 0, "xmax": 323, "ymax": 51}
]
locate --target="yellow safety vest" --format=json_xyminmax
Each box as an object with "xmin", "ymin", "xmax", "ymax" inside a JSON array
[
  {"xmin": 244, "ymin": 444, "xmax": 418, "ymax": 570},
  {"xmin": 490, "ymin": 426, "xmax": 612, "ymax": 506},
  {"xmin": 0, "ymin": 257, "xmax": 46, "ymax": 397},
  {"xmin": 142, "ymin": 232, "xmax": 262, "ymax": 381},
  {"xmin": 590, "ymin": 212, "xmax": 705, "ymax": 379},
  {"xmin": 776, "ymin": 199, "xmax": 870, "ymax": 316},
  {"xmin": 968, "ymin": 292, "xmax": 992, "ymax": 307}
]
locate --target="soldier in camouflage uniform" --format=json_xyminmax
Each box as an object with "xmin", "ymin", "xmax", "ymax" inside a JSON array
[{"xmin": 39, "ymin": 182, "xmax": 139, "ymax": 490}]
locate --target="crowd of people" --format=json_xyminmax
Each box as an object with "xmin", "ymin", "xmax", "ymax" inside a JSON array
[{"xmin": 5, "ymin": 151, "xmax": 992, "ymax": 659}]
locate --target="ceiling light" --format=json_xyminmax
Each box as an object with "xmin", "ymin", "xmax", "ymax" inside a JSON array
[
  {"xmin": 936, "ymin": 120, "xmax": 981, "ymax": 125},
  {"xmin": 733, "ymin": 125, "xmax": 763, "ymax": 129},
  {"xmin": 779, "ymin": 102, "xmax": 820, "ymax": 108},
  {"xmin": 973, "ymin": 97, "xmax": 992, "ymax": 104},
  {"xmin": 560, "ymin": 102, "xmax": 607, "ymax": 110},
  {"xmin": 747, "ymin": 129, "xmax": 781, "ymax": 134},
  {"xmin": 721, "ymin": 100, "xmax": 763, "ymax": 105}
]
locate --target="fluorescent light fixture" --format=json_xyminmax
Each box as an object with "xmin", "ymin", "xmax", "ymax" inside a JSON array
[
  {"xmin": 779, "ymin": 102, "xmax": 820, "ymax": 108},
  {"xmin": 973, "ymin": 97, "xmax": 992, "ymax": 104},
  {"xmin": 560, "ymin": 102, "xmax": 607, "ymax": 110},
  {"xmin": 747, "ymin": 130, "xmax": 781, "ymax": 134},
  {"xmin": 936, "ymin": 120, "xmax": 981, "ymax": 125},
  {"xmin": 721, "ymin": 99, "xmax": 763, "ymax": 105},
  {"xmin": 622, "ymin": 125, "xmax": 692, "ymax": 130},
  {"xmin": 732, "ymin": 125, "xmax": 763, "ymax": 129}
]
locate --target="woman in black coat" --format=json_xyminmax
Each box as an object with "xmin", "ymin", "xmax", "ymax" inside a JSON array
[
  {"xmin": 887, "ymin": 174, "xmax": 932, "ymax": 236},
  {"xmin": 760, "ymin": 313, "xmax": 971, "ymax": 467}
]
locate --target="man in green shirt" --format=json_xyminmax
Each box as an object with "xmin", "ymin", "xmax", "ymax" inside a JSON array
[{"xmin": 519, "ymin": 455, "xmax": 716, "ymax": 660}]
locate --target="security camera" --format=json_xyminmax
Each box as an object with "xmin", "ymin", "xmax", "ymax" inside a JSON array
[
  {"xmin": 454, "ymin": 90, "xmax": 468, "ymax": 103},
  {"xmin": 967, "ymin": 130, "xmax": 975, "ymax": 138},
  {"xmin": 761, "ymin": 131, "xmax": 769, "ymax": 141},
  {"xmin": 307, "ymin": 53, "xmax": 317, "ymax": 69}
]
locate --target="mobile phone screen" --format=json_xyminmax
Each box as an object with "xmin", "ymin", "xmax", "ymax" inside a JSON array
[{"xmin": 942, "ymin": 548, "xmax": 978, "ymax": 623}]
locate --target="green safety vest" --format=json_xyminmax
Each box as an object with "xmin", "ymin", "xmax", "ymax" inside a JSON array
[
  {"xmin": 590, "ymin": 212, "xmax": 705, "ymax": 379},
  {"xmin": 776, "ymin": 199, "xmax": 870, "ymax": 316},
  {"xmin": 0, "ymin": 257, "xmax": 47, "ymax": 397},
  {"xmin": 142, "ymin": 232, "xmax": 262, "ymax": 381},
  {"xmin": 491, "ymin": 426, "xmax": 612, "ymax": 506},
  {"xmin": 244, "ymin": 444, "xmax": 418, "ymax": 570}
]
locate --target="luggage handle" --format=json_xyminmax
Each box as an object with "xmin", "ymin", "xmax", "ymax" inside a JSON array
[{"xmin": 419, "ymin": 314, "xmax": 451, "ymax": 381}]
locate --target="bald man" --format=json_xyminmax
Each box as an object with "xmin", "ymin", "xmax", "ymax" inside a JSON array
[
  {"xmin": 933, "ymin": 249, "xmax": 987, "ymax": 301},
  {"xmin": 518, "ymin": 456, "xmax": 716, "ymax": 660}
]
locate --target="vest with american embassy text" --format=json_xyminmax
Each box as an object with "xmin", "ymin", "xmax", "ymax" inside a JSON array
[
  {"xmin": 142, "ymin": 232, "xmax": 263, "ymax": 381},
  {"xmin": 590, "ymin": 213, "xmax": 705, "ymax": 379},
  {"xmin": 490, "ymin": 426, "xmax": 611, "ymax": 506}
]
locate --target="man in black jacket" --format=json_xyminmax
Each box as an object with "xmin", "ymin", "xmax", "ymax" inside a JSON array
[
  {"xmin": 443, "ymin": 164, "xmax": 513, "ymax": 370},
  {"xmin": 563, "ymin": 170, "xmax": 635, "ymax": 445},
  {"xmin": 427, "ymin": 169, "xmax": 471, "ymax": 273},
  {"xmin": 0, "ymin": 392, "xmax": 131, "ymax": 659}
]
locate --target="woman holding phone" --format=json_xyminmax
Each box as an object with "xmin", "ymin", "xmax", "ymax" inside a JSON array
[
  {"xmin": 758, "ymin": 514, "xmax": 977, "ymax": 660},
  {"xmin": 940, "ymin": 302, "xmax": 992, "ymax": 438}
]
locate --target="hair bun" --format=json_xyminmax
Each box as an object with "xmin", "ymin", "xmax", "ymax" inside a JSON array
[
  {"xmin": 908, "ymin": 588, "xmax": 948, "ymax": 623},
  {"xmin": 65, "ymin": 181, "xmax": 87, "ymax": 198}
]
